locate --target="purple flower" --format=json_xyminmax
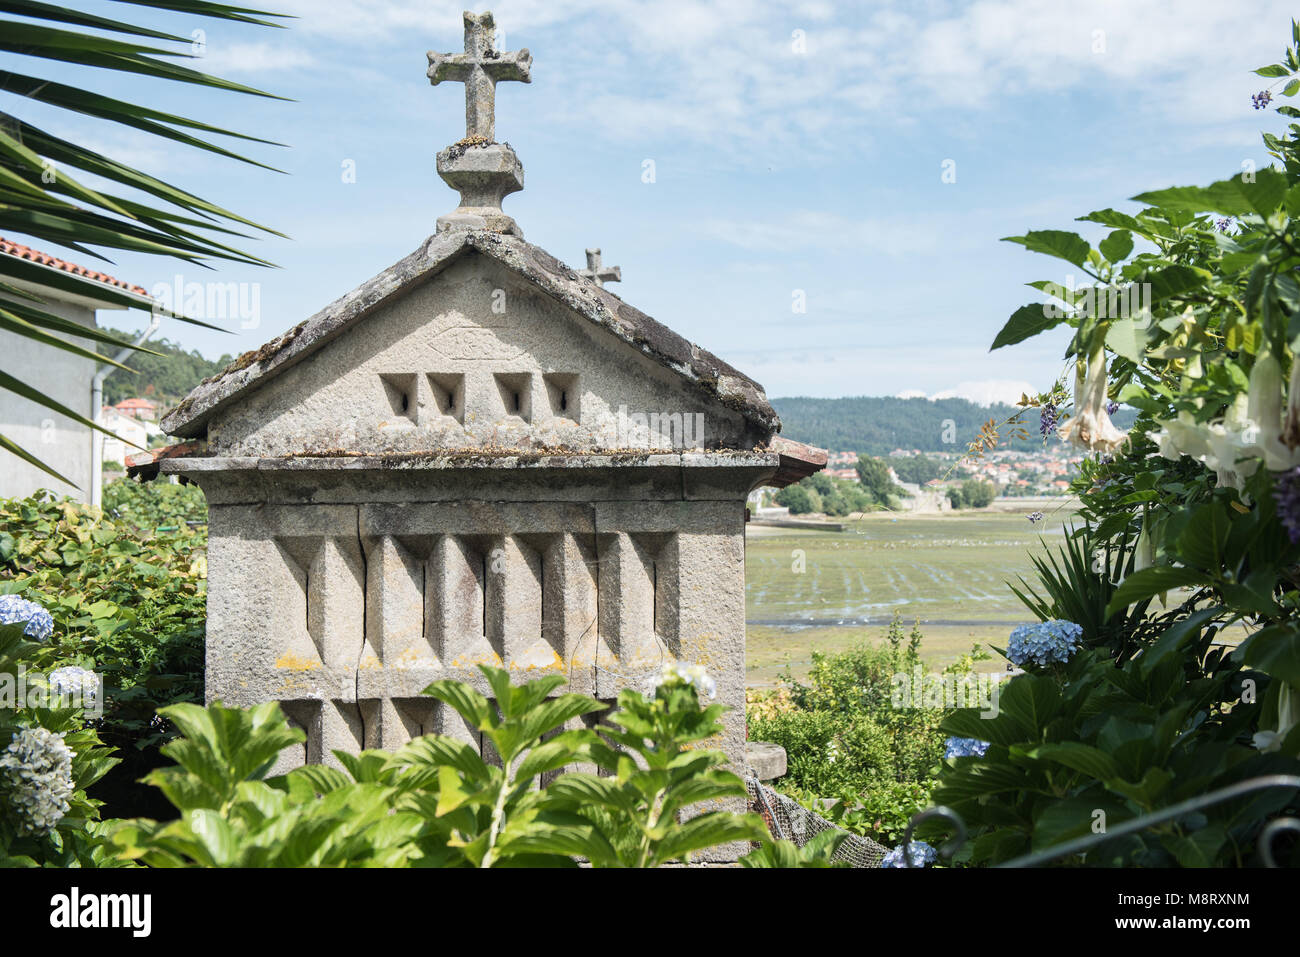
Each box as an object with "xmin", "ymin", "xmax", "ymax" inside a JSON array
[
  {"xmin": 1274, "ymin": 467, "xmax": 1300, "ymax": 544},
  {"xmin": 1253, "ymin": 90, "xmax": 1273, "ymax": 110},
  {"xmin": 1027, "ymin": 511, "xmax": 1044, "ymax": 525},
  {"xmin": 1216, "ymin": 217, "xmax": 1233, "ymax": 233},
  {"xmin": 1039, "ymin": 401, "xmax": 1059, "ymax": 436},
  {"xmin": 1105, "ymin": 400, "xmax": 1120, "ymax": 416}
]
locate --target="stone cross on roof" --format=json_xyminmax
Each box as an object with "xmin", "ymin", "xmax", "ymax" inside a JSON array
[
  {"xmin": 426, "ymin": 11, "xmax": 529, "ymax": 238},
  {"xmin": 579, "ymin": 248, "xmax": 621, "ymax": 288},
  {"xmin": 427, "ymin": 11, "xmax": 531, "ymax": 142}
]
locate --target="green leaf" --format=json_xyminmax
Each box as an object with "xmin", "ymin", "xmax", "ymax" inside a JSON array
[
  {"xmin": 1107, "ymin": 566, "xmax": 1209, "ymax": 616},
  {"xmin": 1238, "ymin": 622, "xmax": 1300, "ymax": 684},
  {"xmin": 1098, "ymin": 230, "xmax": 1133, "ymax": 263},
  {"xmin": 1078, "ymin": 209, "xmax": 1146, "ymax": 233},
  {"xmin": 1144, "ymin": 264, "xmax": 1209, "ymax": 302},
  {"xmin": 1030, "ymin": 742, "xmax": 1120, "ymax": 780},
  {"xmin": 991, "ymin": 302, "xmax": 1067, "ymax": 350},
  {"xmin": 1003, "ymin": 230, "xmax": 1092, "ymax": 268},
  {"xmin": 1138, "ymin": 608, "xmax": 1220, "ymax": 676},
  {"xmin": 1105, "ymin": 317, "xmax": 1147, "ymax": 363},
  {"xmin": 1134, "ymin": 169, "xmax": 1288, "ymax": 218},
  {"xmin": 1175, "ymin": 503, "xmax": 1231, "ymax": 571}
]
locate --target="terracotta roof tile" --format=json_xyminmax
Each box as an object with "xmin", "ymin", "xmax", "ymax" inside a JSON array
[{"xmin": 0, "ymin": 237, "xmax": 149, "ymax": 298}]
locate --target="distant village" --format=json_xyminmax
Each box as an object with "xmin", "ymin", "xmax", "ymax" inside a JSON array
[
  {"xmin": 824, "ymin": 447, "xmax": 1084, "ymax": 497},
  {"xmin": 99, "ymin": 396, "xmax": 167, "ymax": 474},
  {"xmin": 750, "ymin": 443, "xmax": 1082, "ymax": 522}
]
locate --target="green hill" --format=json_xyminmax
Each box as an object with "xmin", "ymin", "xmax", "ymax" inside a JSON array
[
  {"xmin": 771, "ymin": 395, "xmax": 1135, "ymax": 455},
  {"xmin": 102, "ymin": 333, "xmax": 233, "ymax": 410}
]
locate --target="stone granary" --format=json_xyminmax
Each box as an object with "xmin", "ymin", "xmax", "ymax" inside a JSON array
[{"xmin": 132, "ymin": 11, "xmax": 825, "ymax": 791}]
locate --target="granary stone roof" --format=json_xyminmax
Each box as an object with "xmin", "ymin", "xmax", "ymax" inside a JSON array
[{"xmin": 160, "ymin": 228, "xmax": 781, "ymax": 441}]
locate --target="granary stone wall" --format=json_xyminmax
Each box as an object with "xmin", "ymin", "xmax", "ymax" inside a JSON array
[
  {"xmin": 203, "ymin": 253, "xmax": 759, "ymax": 458},
  {"xmin": 184, "ymin": 457, "xmax": 773, "ymax": 782}
]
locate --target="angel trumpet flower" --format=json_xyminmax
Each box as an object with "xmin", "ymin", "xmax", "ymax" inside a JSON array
[
  {"xmin": 1057, "ymin": 344, "xmax": 1127, "ymax": 453},
  {"xmin": 1281, "ymin": 353, "xmax": 1300, "ymax": 452}
]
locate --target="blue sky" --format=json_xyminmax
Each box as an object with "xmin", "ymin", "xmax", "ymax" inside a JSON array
[{"xmin": 11, "ymin": 0, "xmax": 1299, "ymax": 403}]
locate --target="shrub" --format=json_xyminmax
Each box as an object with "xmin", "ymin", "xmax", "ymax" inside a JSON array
[
  {"xmin": 0, "ymin": 484, "xmax": 208, "ymax": 817},
  {"xmin": 0, "ymin": 600, "xmax": 118, "ymax": 867},
  {"xmin": 747, "ymin": 616, "xmax": 985, "ymax": 844},
  {"xmin": 108, "ymin": 665, "xmax": 781, "ymax": 867}
]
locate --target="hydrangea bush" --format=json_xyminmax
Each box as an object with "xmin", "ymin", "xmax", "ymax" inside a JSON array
[
  {"xmin": 0, "ymin": 485, "xmax": 207, "ymax": 818},
  {"xmin": 0, "ymin": 595, "xmax": 118, "ymax": 866}
]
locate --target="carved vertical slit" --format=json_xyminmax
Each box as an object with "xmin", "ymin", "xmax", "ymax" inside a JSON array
[
  {"xmin": 652, "ymin": 561, "xmax": 658, "ymax": 636},
  {"xmin": 480, "ymin": 551, "xmax": 488, "ymax": 641}
]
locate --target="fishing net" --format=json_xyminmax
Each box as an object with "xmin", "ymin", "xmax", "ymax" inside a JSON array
[{"xmin": 745, "ymin": 774, "xmax": 889, "ymax": 868}]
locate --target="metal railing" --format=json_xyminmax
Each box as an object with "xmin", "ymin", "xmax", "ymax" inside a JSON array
[{"xmin": 898, "ymin": 774, "xmax": 1300, "ymax": 868}]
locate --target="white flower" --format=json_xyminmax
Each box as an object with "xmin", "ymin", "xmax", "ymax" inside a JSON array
[
  {"xmin": 1133, "ymin": 515, "xmax": 1155, "ymax": 574},
  {"xmin": 47, "ymin": 666, "xmax": 99, "ymax": 704},
  {"xmin": 1058, "ymin": 345, "xmax": 1127, "ymax": 453},
  {"xmin": 647, "ymin": 662, "xmax": 716, "ymax": 699},
  {"xmin": 1253, "ymin": 683, "xmax": 1299, "ymax": 754},
  {"xmin": 0, "ymin": 727, "xmax": 74, "ymax": 836},
  {"xmin": 1281, "ymin": 353, "xmax": 1300, "ymax": 452}
]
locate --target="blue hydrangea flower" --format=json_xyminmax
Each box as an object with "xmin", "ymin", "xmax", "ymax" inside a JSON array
[
  {"xmin": 944, "ymin": 736, "xmax": 990, "ymax": 759},
  {"xmin": 881, "ymin": 840, "xmax": 938, "ymax": 868},
  {"xmin": 1007, "ymin": 619, "xmax": 1083, "ymax": 668},
  {"xmin": 0, "ymin": 596, "xmax": 53, "ymax": 641}
]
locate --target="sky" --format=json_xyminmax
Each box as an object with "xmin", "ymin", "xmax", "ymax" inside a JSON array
[{"xmin": 8, "ymin": 0, "xmax": 1299, "ymax": 404}]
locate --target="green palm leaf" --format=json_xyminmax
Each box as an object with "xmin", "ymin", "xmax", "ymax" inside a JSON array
[{"xmin": 0, "ymin": 0, "xmax": 289, "ymax": 484}]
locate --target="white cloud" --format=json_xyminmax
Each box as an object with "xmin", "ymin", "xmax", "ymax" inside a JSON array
[
  {"xmin": 244, "ymin": 1, "xmax": 1296, "ymax": 157},
  {"xmin": 696, "ymin": 210, "xmax": 944, "ymax": 256},
  {"xmin": 198, "ymin": 43, "xmax": 316, "ymax": 75},
  {"xmin": 930, "ymin": 379, "xmax": 1038, "ymax": 407}
]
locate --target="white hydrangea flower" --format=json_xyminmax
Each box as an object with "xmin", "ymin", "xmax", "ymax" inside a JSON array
[
  {"xmin": 47, "ymin": 666, "xmax": 99, "ymax": 704},
  {"xmin": 646, "ymin": 661, "xmax": 716, "ymax": 699},
  {"xmin": 0, "ymin": 727, "xmax": 74, "ymax": 836}
]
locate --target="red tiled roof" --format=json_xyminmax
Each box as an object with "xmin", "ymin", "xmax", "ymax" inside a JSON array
[
  {"xmin": 0, "ymin": 236, "xmax": 149, "ymax": 298},
  {"xmin": 115, "ymin": 397, "xmax": 158, "ymax": 409}
]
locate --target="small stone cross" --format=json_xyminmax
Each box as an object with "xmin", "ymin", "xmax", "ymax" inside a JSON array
[
  {"xmin": 579, "ymin": 248, "xmax": 621, "ymax": 288},
  {"xmin": 427, "ymin": 11, "xmax": 531, "ymax": 142}
]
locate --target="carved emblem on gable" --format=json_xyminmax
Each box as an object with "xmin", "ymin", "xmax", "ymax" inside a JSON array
[{"xmin": 431, "ymin": 325, "xmax": 524, "ymax": 360}]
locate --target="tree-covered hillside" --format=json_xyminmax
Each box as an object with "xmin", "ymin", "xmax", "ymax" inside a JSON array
[
  {"xmin": 102, "ymin": 333, "xmax": 233, "ymax": 409},
  {"xmin": 771, "ymin": 395, "xmax": 1135, "ymax": 454}
]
